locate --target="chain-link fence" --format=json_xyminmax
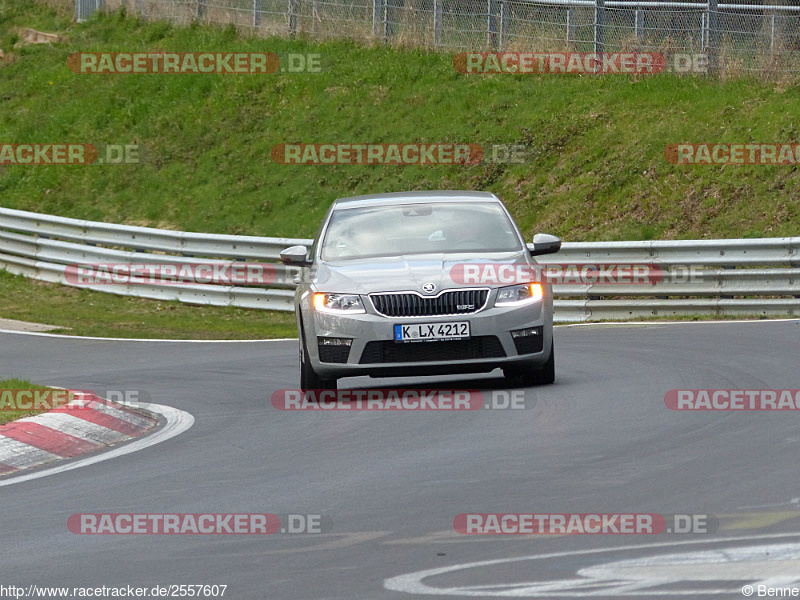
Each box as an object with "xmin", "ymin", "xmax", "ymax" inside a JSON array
[{"xmin": 78, "ymin": 0, "xmax": 800, "ymax": 74}]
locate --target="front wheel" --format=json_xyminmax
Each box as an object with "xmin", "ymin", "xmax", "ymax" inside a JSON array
[
  {"xmin": 503, "ymin": 340, "xmax": 555, "ymax": 387},
  {"xmin": 534, "ymin": 339, "xmax": 555, "ymax": 385},
  {"xmin": 299, "ymin": 338, "xmax": 337, "ymax": 391}
]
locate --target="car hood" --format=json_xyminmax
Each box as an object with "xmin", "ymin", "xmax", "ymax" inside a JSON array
[{"xmin": 312, "ymin": 251, "xmax": 532, "ymax": 295}]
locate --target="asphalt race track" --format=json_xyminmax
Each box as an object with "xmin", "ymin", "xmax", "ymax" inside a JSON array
[{"xmin": 2, "ymin": 320, "xmax": 800, "ymax": 599}]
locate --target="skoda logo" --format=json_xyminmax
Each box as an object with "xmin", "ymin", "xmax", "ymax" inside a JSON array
[{"xmin": 421, "ymin": 282, "xmax": 437, "ymax": 294}]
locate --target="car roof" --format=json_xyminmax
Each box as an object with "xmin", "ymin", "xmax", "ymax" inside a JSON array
[{"xmin": 331, "ymin": 190, "xmax": 501, "ymax": 210}]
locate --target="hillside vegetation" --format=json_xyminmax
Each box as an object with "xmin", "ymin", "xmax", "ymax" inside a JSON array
[{"xmin": 0, "ymin": 0, "xmax": 798, "ymax": 244}]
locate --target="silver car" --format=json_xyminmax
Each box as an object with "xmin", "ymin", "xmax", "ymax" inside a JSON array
[{"xmin": 280, "ymin": 191, "xmax": 562, "ymax": 390}]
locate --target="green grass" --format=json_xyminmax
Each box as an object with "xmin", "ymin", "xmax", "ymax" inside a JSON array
[
  {"xmin": 1, "ymin": 0, "xmax": 799, "ymax": 242},
  {"xmin": 0, "ymin": 270, "xmax": 297, "ymax": 339},
  {"xmin": 0, "ymin": 378, "xmax": 53, "ymax": 425},
  {"xmin": 0, "ymin": 0, "xmax": 799, "ymax": 338}
]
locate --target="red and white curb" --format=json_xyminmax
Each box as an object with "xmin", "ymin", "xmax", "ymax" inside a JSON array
[{"xmin": 0, "ymin": 393, "xmax": 160, "ymax": 478}]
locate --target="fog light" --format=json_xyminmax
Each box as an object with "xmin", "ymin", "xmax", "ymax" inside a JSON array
[
  {"xmin": 319, "ymin": 337, "xmax": 353, "ymax": 346},
  {"xmin": 511, "ymin": 327, "xmax": 540, "ymax": 339}
]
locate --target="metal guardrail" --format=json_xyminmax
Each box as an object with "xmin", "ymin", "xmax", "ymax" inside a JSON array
[
  {"xmin": 0, "ymin": 207, "xmax": 305, "ymax": 312},
  {"xmin": 1, "ymin": 206, "xmax": 799, "ymax": 322}
]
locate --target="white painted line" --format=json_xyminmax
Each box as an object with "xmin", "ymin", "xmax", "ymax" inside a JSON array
[
  {"xmin": 21, "ymin": 412, "xmax": 130, "ymax": 446},
  {"xmin": 3, "ymin": 318, "xmax": 795, "ymax": 342},
  {"xmin": 0, "ymin": 329, "xmax": 296, "ymax": 342},
  {"xmin": 556, "ymin": 318, "xmax": 800, "ymax": 329},
  {"xmin": 0, "ymin": 436, "xmax": 61, "ymax": 469},
  {"xmin": 0, "ymin": 403, "xmax": 194, "ymax": 486},
  {"xmin": 384, "ymin": 532, "xmax": 800, "ymax": 597}
]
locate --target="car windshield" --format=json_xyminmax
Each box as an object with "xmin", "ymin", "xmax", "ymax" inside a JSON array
[{"xmin": 319, "ymin": 201, "xmax": 524, "ymax": 260}]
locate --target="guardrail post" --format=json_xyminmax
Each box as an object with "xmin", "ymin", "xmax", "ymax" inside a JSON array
[{"xmin": 594, "ymin": 0, "xmax": 605, "ymax": 56}]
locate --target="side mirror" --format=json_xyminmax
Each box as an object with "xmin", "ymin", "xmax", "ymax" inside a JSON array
[
  {"xmin": 530, "ymin": 233, "xmax": 562, "ymax": 256},
  {"xmin": 280, "ymin": 245, "xmax": 312, "ymax": 267}
]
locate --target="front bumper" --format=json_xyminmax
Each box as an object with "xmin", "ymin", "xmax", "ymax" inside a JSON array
[{"xmin": 300, "ymin": 290, "xmax": 553, "ymax": 379}]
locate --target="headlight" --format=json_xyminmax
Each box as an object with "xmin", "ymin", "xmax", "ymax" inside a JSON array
[
  {"xmin": 496, "ymin": 283, "xmax": 543, "ymax": 305},
  {"xmin": 313, "ymin": 293, "xmax": 366, "ymax": 314}
]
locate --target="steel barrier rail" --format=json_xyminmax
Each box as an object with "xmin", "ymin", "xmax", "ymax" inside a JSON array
[
  {"xmin": 0, "ymin": 207, "xmax": 306, "ymax": 259},
  {"xmin": 546, "ymin": 238, "xmax": 800, "ymax": 267},
  {"xmin": 1, "ymin": 206, "xmax": 799, "ymax": 321},
  {"xmin": 0, "ymin": 250, "xmax": 297, "ymax": 310},
  {"xmin": 0, "ymin": 230, "xmax": 299, "ymax": 290}
]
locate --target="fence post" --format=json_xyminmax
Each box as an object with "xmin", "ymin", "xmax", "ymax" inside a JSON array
[
  {"xmin": 196, "ymin": 0, "xmax": 206, "ymax": 20},
  {"xmin": 133, "ymin": 0, "xmax": 147, "ymax": 17},
  {"xmin": 706, "ymin": 0, "xmax": 718, "ymax": 74},
  {"xmin": 700, "ymin": 11, "xmax": 706, "ymax": 47},
  {"xmin": 288, "ymin": 0, "xmax": 298, "ymax": 36},
  {"xmin": 566, "ymin": 8, "xmax": 571, "ymax": 45},
  {"xmin": 594, "ymin": 0, "xmax": 605, "ymax": 55},
  {"xmin": 383, "ymin": 0, "xmax": 390, "ymax": 42},
  {"xmin": 488, "ymin": 0, "xmax": 498, "ymax": 49},
  {"xmin": 635, "ymin": 7, "xmax": 644, "ymax": 39},
  {"xmin": 254, "ymin": 0, "xmax": 261, "ymax": 26},
  {"xmin": 771, "ymin": 14, "xmax": 775, "ymax": 53},
  {"xmin": 433, "ymin": 0, "xmax": 442, "ymax": 47},
  {"xmin": 76, "ymin": 0, "xmax": 95, "ymax": 22},
  {"xmin": 373, "ymin": 0, "xmax": 382, "ymax": 38},
  {"xmin": 498, "ymin": 1, "xmax": 510, "ymax": 50}
]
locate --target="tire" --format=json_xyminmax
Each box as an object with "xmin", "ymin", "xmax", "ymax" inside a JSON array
[
  {"xmin": 299, "ymin": 321, "xmax": 337, "ymax": 392},
  {"xmin": 504, "ymin": 340, "xmax": 555, "ymax": 387},
  {"xmin": 534, "ymin": 339, "xmax": 556, "ymax": 385}
]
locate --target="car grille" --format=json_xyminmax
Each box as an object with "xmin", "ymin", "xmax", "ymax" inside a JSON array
[
  {"xmin": 359, "ymin": 336, "xmax": 505, "ymax": 364},
  {"xmin": 370, "ymin": 289, "xmax": 488, "ymax": 317}
]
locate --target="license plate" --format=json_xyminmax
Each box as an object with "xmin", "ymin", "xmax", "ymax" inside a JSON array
[{"xmin": 394, "ymin": 321, "xmax": 470, "ymax": 342}]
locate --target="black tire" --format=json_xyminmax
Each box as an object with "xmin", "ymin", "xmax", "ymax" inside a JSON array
[
  {"xmin": 535, "ymin": 339, "xmax": 556, "ymax": 385},
  {"xmin": 299, "ymin": 321, "xmax": 337, "ymax": 392},
  {"xmin": 504, "ymin": 340, "xmax": 555, "ymax": 387}
]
